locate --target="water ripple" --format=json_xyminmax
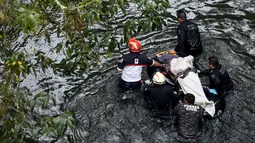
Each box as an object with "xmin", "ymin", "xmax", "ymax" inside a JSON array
[{"xmin": 17, "ymin": 0, "xmax": 255, "ymax": 142}]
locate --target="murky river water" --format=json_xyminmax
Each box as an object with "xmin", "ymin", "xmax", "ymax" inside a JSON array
[{"xmin": 20, "ymin": 0, "xmax": 255, "ymax": 142}]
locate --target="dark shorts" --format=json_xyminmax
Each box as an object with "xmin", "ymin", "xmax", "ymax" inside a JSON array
[{"xmin": 119, "ymin": 79, "xmax": 142, "ymax": 91}]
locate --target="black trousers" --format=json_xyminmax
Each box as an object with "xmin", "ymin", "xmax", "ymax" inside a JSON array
[
  {"xmin": 191, "ymin": 46, "xmax": 203, "ymax": 70},
  {"xmin": 119, "ymin": 79, "xmax": 141, "ymax": 91}
]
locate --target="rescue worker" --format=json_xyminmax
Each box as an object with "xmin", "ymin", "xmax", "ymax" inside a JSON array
[
  {"xmin": 117, "ymin": 38, "xmax": 163, "ymax": 90},
  {"xmin": 172, "ymin": 93, "xmax": 204, "ymax": 139},
  {"xmin": 142, "ymin": 72, "xmax": 179, "ymax": 117},
  {"xmin": 198, "ymin": 56, "xmax": 233, "ymax": 95},
  {"xmin": 168, "ymin": 9, "xmax": 203, "ymax": 57}
]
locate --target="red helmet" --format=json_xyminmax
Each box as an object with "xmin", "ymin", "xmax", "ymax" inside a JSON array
[{"xmin": 128, "ymin": 38, "xmax": 141, "ymax": 52}]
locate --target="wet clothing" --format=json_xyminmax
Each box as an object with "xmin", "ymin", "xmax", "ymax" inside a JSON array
[
  {"xmin": 175, "ymin": 20, "xmax": 203, "ymax": 57},
  {"xmin": 143, "ymin": 84, "xmax": 179, "ymax": 110},
  {"xmin": 119, "ymin": 79, "xmax": 142, "ymax": 90},
  {"xmin": 173, "ymin": 103, "xmax": 204, "ymax": 138},
  {"xmin": 117, "ymin": 52, "xmax": 154, "ymax": 89},
  {"xmin": 203, "ymin": 87, "xmax": 226, "ymax": 118},
  {"xmin": 200, "ymin": 64, "xmax": 233, "ymax": 95}
]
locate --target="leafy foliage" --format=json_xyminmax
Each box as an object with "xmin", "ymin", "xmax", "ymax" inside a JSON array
[
  {"xmin": 0, "ymin": 85, "xmax": 75, "ymax": 142},
  {"xmin": 2, "ymin": 0, "xmax": 169, "ymax": 74},
  {"xmin": 0, "ymin": 0, "xmax": 170, "ymax": 142},
  {"xmin": 4, "ymin": 52, "xmax": 29, "ymax": 86}
]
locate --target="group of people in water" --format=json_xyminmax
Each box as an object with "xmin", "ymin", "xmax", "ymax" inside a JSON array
[{"xmin": 116, "ymin": 10, "xmax": 233, "ymax": 139}]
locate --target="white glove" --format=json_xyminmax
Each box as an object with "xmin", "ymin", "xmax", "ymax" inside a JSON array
[{"xmin": 145, "ymin": 79, "xmax": 152, "ymax": 85}]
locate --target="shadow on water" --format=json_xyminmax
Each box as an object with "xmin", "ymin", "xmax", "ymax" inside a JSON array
[{"xmin": 19, "ymin": 0, "xmax": 255, "ymax": 142}]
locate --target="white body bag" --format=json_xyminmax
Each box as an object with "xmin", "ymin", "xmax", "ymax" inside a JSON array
[{"xmin": 170, "ymin": 55, "xmax": 215, "ymax": 117}]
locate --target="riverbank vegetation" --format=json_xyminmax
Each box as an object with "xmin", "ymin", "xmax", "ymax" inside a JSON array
[{"xmin": 0, "ymin": 0, "xmax": 169, "ymax": 142}]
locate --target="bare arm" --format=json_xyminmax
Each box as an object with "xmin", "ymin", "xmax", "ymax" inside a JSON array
[{"xmin": 151, "ymin": 60, "xmax": 163, "ymax": 67}]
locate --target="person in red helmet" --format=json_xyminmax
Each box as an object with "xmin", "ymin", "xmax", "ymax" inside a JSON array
[{"xmin": 117, "ymin": 38, "xmax": 163, "ymax": 90}]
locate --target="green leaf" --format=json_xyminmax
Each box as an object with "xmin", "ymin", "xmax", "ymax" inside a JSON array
[
  {"xmin": 94, "ymin": 12, "xmax": 100, "ymax": 22},
  {"xmin": 42, "ymin": 94, "xmax": 50, "ymax": 109},
  {"xmin": 107, "ymin": 38, "xmax": 115, "ymax": 57},
  {"xmin": 114, "ymin": 4, "xmax": 118, "ymax": 14},
  {"xmin": 94, "ymin": 34, "xmax": 99, "ymax": 43},
  {"xmin": 86, "ymin": 54, "xmax": 92, "ymax": 60},
  {"xmin": 66, "ymin": 47, "xmax": 72, "ymax": 58},
  {"xmin": 64, "ymin": 111, "xmax": 73, "ymax": 116},
  {"xmin": 138, "ymin": 0, "xmax": 145, "ymax": 8},
  {"xmin": 41, "ymin": 126, "xmax": 48, "ymax": 136},
  {"xmin": 65, "ymin": 61, "xmax": 74, "ymax": 71},
  {"xmin": 118, "ymin": 0, "xmax": 126, "ymax": 15},
  {"xmin": 53, "ymin": 116, "xmax": 61, "ymax": 124},
  {"xmin": 19, "ymin": 98, "xmax": 25, "ymax": 111},
  {"xmin": 23, "ymin": 120, "xmax": 32, "ymax": 129},
  {"xmin": 67, "ymin": 120, "xmax": 73, "ymax": 128},
  {"xmin": 56, "ymin": 43, "xmax": 63, "ymax": 53},
  {"xmin": 161, "ymin": 0, "xmax": 169, "ymax": 7},
  {"xmin": 65, "ymin": 40, "xmax": 71, "ymax": 48},
  {"xmin": 35, "ymin": 50, "xmax": 45, "ymax": 56},
  {"xmin": 75, "ymin": 54, "xmax": 82, "ymax": 63},
  {"xmin": 46, "ymin": 127, "xmax": 51, "ymax": 137},
  {"xmin": 51, "ymin": 96, "xmax": 56, "ymax": 106},
  {"xmin": 56, "ymin": 125, "xmax": 63, "ymax": 136},
  {"xmin": 45, "ymin": 30, "xmax": 51, "ymax": 44},
  {"xmin": 34, "ymin": 92, "xmax": 48, "ymax": 100}
]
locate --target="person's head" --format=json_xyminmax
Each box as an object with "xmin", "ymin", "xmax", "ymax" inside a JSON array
[
  {"xmin": 176, "ymin": 9, "xmax": 187, "ymax": 23},
  {"xmin": 152, "ymin": 72, "xmax": 166, "ymax": 85},
  {"xmin": 184, "ymin": 93, "xmax": 195, "ymax": 104},
  {"xmin": 128, "ymin": 38, "xmax": 141, "ymax": 53},
  {"xmin": 208, "ymin": 56, "xmax": 219, "ymax": 69}
]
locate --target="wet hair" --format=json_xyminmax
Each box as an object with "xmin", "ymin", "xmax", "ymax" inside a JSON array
[
  {"xmin": 176, "ymin": 9, "xmax": 187, "ymax": 20},
  {"xmin": 208, "ymin": 56, "xmax": 219, "ymax": 67},
  {"xmin": 184, "ymin": 93, "xmax": 195, "ymax": 104}
]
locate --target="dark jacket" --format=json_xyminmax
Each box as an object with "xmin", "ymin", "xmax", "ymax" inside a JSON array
[
  {"xmin": 144, "ymin": 84, "xmax": 178, "ymax": 110},
  {"xmin": 175, "ymin": 20, "xmax": 202, "ymax": 57},
  {"xmin": 172, "ymin": 102, "xmax": 204, "ymax": 138},
  {"xmin": 200, "ymin": 64, "xmax": 233, "ymax": 94}
]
